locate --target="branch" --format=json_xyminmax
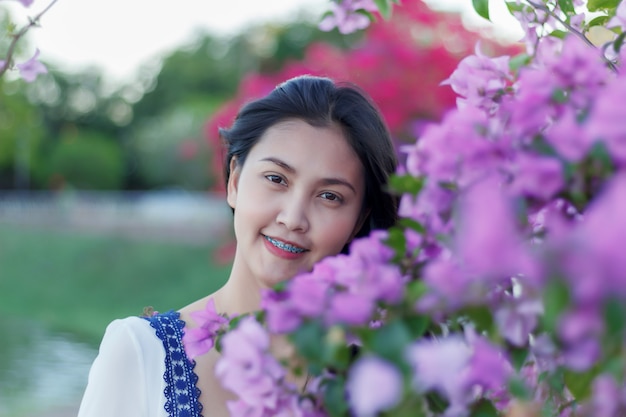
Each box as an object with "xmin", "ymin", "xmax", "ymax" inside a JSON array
[
  {"xmin": 0, "ymin": 0, "xmax": 59, "ymax": 78},
  {"xmin": 526, "ymin": 0, "xmax": 619, "ymax": 73}
]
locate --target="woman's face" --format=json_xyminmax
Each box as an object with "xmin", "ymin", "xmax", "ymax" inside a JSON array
[{"xmin": 227, "ymin": 119, "xmax": 365, "ymax": 289}]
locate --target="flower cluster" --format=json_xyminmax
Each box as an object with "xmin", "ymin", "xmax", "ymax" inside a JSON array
[
  {"xmin": 215, "ymin": 316, "xmax": 321, "ymax": 417},
  {"xmin": 190, "ymin": 1, "xmax": 626, "ymax": 416},
  {"xmin": 262, "ymin": 231, "xmax": 405, "ymax": 334}
]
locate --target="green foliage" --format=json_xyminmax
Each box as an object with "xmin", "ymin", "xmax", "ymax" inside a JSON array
[
  {"xmin": 472, "ymin": 0, "xmax": 491, "ymax": 21},
  {"xmin": 44, "ymin": 130, "xmax": 124, "ymax": 190},
  {"xmin": 0, "ymin": 80, "xmax": 45, "ymax": 187},
  {"xmin": 588, "ymin": 0, "xmax": 621, "ymax": 11}
]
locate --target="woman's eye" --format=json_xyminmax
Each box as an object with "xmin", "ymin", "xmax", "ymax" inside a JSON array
[
  {"xmin": 266, "ymin": 174, "xmax": 285, "ymax": 184},
  {"xmin": 320, "ymin": 192, "xmax": 341, "ymax": 202}
]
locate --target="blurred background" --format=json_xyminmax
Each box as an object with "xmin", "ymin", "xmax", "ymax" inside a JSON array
[{"xmin": 0, "ymin": 1, "xmax": 522, "ymax": 416}]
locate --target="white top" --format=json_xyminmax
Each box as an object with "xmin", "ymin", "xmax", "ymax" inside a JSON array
[{"xmin": 77, "ymin": 315, "xmax": 180, "ymax": 417}]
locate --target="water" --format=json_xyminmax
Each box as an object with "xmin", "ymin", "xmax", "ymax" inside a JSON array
[{"xmin": 0, "ymin": 318, "xmax": 97, "ymax": 417}]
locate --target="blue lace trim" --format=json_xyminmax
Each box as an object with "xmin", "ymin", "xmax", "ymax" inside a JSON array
[{"xmin": 144, "ymin": 310, "xmax": 203, "ymax": 417}]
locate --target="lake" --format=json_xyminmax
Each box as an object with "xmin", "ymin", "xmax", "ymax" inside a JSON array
[{"xmin": 0, "ymin": 317, "xmax": 97, "ymax": 417}]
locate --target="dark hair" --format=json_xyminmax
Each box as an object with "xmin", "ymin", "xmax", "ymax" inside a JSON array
[{"xmin": 220, "ymin": 75, "xmax": 398, "ymax": 243}]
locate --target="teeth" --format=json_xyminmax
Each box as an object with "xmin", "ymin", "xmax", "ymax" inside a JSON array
[{"xmin": 265, "ymin": 236, "xmax": 305, "ymax": 253}]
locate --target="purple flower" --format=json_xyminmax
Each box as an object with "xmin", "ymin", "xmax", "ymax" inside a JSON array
[
  {"xmin": 455, "ymin": 176, "xmax": 534, "ymax": 281},
  {"xmin": 347, "ymin": 356, "xmax": 403, "ymax": 417},
  {"xmin": 327, "ymin": 292, "xmax": 374, "ymax": 326},
  {"xmin": 262, "ymin": 289, "xmax": 302, "ymax": 334},
  {"xmin": 585, "ymin": 77, "xmax": 626, "ymax": 165},
  {"xmin": 441, "ymin": 43, "xmax": 513, "ymax": 114},
  {"xmin": 318, "ymin": 0, "xmax": 377, "ymax": 34},
  {"xmin": 16, "ymin": 49, "xmax": 47, "ymax": 82},
  {"xmin": 494, "ymin": 296, "xmax": 543, "ymax": 347},
  {"xmin": 544, "ymin": 107, "xmax": 592, "ymax": 162},
  {"xmin": 608, "ymin": 1, "xmax": 626, "ymax": 31},
  {"xmin": 587, "ymin": 374, "xmax": 626, "ymax": 417},
  {"xmin": 17, "ymin": 0, "xmax": 34, "ymax": 6},
  {"xmin": 216, "ymin": 317, "xmax": 299, "ymax": 416},
  {"xmin": 405, "ymin": 335, "xmax": 472, "ymax": 409},
  {"xmin": 508, "ymin": 153, "xmax": 564, "ymax": 201},
  {"xmin": 182, "ymin": 298, "xmax": 229, "ymax": 360},
  {"xmin": 464, "ymin": 335, "xmax": 513, "ymax": 394}
]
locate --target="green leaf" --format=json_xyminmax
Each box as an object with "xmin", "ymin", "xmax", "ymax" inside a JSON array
[
  {"xmin": 603, "ymin": 297, "xmax": 626, "ymax": 336},
  {"xmin": 613, "ymin": 31, "xmax": 626, "ymax": 53},
  {"xmin": 322, "ymin": 376, "xmax": 349, "ymax": 417},
  {"xmin": 587, "ymin": 15, "xmax": 610, "ymax": 28},
  {"xmin": 291, "ymin": 320, "xmax": 326, "ymax": 362},
  {"xmin": 398, "ymin": 217, "xmax": 426, "ymax": 234},
  {"xmin": 550, "ymin": 29, "xmax": 568, "ymax": 39},
  {"xmin": 472, "ymin": 0, "xmax": 491, "ymax": 21},
  {"xmin": 425, "ymin": 390, "xmax": 450, "ymax": 413},
  {"xmin": 509, "ymin": 53, "xmax": 531, "ymax": 71},
  {"xmin": 588, "ymin": 0, "xmax": 620, "ymax": 12},
  {"xmin": 404, "ymin": 314, "xmax": 430, "ymax": 338},
  {"xmin": 373, "ymin": 0, "xmax": 393, "ymax": 19},
  {"xmin": 508, "ymin": 345, "xmax": 529, "ymax": 371},
  {"xmin": 407, "ymin": 280, "xmax": 428, "ymax": 303},
  {"xmin": 370, "ymin": 320, "xmax": 412, "ymax": 361},
  {"xmin": 588, "ymin": 140, "xmax": 614, "ymax": 172},
  {"xmin": 460, "ymin": 305, "xmax": 495, "ymax": 336},
  {"xmin": 541, "ymin": 280, "xmax": 570, "ymax": 333},
  {"xmin": 469, "ymin": 399, "xmax": 498, "ymax": 417},
  {"xmin": 388, "ymin": 174, "xmax": 425, "ymax": 196},
  {"xmin": 508, "ymin": 376, "xmax": 531, "ymax": 400},
  {"xmin": 564, "ymin": 368, "xmax": 597, "ymax": 400},
  {"xmin": 384, "ymin": 225, "xmax": 407, "ymax": 260},
  {"xmin": 506, "ymin": 1, "xmax": 525, "ymax": 13},
  {"xmin": 557, "ymin": 0, "xmax": 576, "ymax": 14},
  {"xmin": 551, "ymin": 87, "xmax": 568, "ymax": 104}
]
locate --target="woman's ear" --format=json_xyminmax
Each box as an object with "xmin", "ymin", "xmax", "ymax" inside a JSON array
[{"xmin": 226, "ymin": 157, "xmax": 240, "ymax": 210}]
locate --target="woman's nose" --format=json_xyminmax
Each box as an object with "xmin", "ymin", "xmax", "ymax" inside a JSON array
[{"xmin": 275, "ymin": 195, "xmax": 310, "ymax": 232}]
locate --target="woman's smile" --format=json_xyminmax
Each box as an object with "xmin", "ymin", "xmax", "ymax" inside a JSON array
[{"xmin": 263, "ymin": 235, "xmax": 309, "ymax": 259}]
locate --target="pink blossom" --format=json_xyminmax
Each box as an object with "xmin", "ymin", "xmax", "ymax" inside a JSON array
[
  {"xmin": 347, "ymin": 356, "xmax": 403, "ymax": 416},
  {"xmin": 441, "ymin": 43, "xmax": 513, "ymax": 114},
  {"xmin": 544, "ymin": 107, "xmax": 592, "ymax": 162},
  {"xmin": 182, "ymin": 298, "xmax": 229, "ymax": 360},
  {"xmin": 327, "ymin": 292, "xmax": 374, "ymax": 326},
  {"xmin": 16, "ymin": 49, "xmax": 47, "ymax": 82},
  {"xmin": 494, "ymin": 297, "xmax": 543, "ymax": 347},
  {"xmin": 508, "ymin": 153, "xmax": 564, "ymax": 201},
  {"xmin": 262, "ymin": 289, "xmax": 302, "ymax": 334},
  {"xmin": 455, "ymin": 176, "xmax": 533, "ymax": 280},
  {"xmin": 404, "ymin": 107, "xmax": 499, "ymax": 187},
  {"xmin": 585, "ymin": 77, "xmax": 626, "ymax": 165},
  {"xmin": 607, "ymin": 1, "xmax": 626, "ymax": 31},
  {"xmin": 319, "ymin": 0, "xmax": 377, "ymax": 34},
  {"xmin": 406, "ymin": 335, "xmax": 473, "ymax": 412},
  {"xmin": 586, "ymin": 374, "xmax": 626, "ymax": 417},
  {"xmin": 464, "ymin": 336, "xmax": 513, "ymax": 394},
  {"xmin": 216, "ymin": 317, "xmax": 302, "ymax": 417}
]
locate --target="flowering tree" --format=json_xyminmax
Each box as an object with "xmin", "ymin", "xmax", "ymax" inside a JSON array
[
  {"xmin": 187, "ymin": 0, "xmax": 626, "ymax": 416},
  {"xmin": 0, "ymin": 0, "xmax": 56, "ymax": 82}
]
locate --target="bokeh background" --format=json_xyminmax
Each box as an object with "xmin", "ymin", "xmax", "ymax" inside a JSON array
[{"xmin": 0, "ymin": 1, "xmax": 522, "ymax": 416}]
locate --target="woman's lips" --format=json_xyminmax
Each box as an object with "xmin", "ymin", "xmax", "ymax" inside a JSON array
[{"xmin": 263, "ymin": 235, "xmax": 308, "ymax": 259}]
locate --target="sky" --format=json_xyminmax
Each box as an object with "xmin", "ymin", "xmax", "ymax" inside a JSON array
[{"xmin": 5, "ymin": 0, "xmax": 524, "ymax": 86}]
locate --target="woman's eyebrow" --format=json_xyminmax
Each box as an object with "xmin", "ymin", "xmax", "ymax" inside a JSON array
[
  {"xmin": 260, "ymin": 157, "xmax": 295, "ymax": 173},
  {"xmin": 260, "ymin": 156, "xmax": 357, "ymax": 194}
]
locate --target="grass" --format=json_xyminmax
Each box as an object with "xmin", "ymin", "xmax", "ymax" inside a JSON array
[{"xmin": 0, "ymin": 224, "xmax": 231, "ymax": 345}]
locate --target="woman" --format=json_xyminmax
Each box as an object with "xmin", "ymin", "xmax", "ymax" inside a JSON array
[{"xmin": 77, "ymin": 75, "xmax": 398, "ymax": 417}]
